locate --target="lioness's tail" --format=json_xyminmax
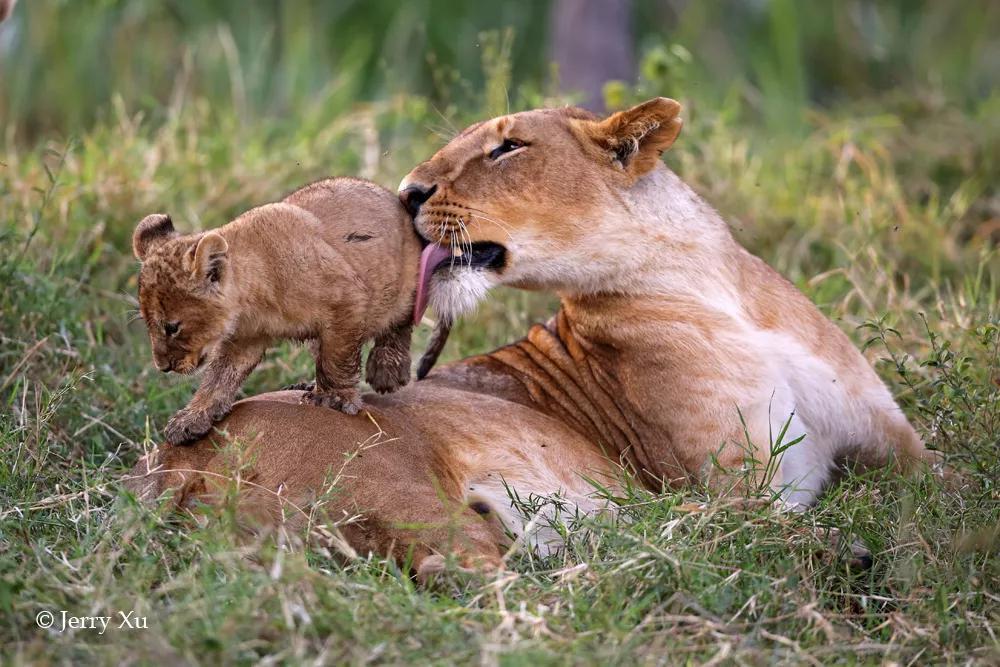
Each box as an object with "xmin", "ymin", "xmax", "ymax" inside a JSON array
[
  {"xmin": 875, "ymin": 410, "xmax": 945, "ymax": 475},
  {"xmin": 416, "ymin": 318, "xmax": 452, "ymax": 380}
]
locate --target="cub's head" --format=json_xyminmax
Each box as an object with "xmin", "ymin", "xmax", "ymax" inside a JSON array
[
  {"xmin": 400, "ymin": 97, "xmax": 682, "ymax": 322},
  {"xmin": 132, "ymin": 214, "xmax": 233, "ymax": 374}
]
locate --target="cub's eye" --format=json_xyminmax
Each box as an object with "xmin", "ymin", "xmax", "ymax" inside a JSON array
[
  {"xmin": 164, "ymin": 321, "xmax": 180, "ymax": 337},
  {"xmin": 488, "ymin": 138, "xmax": 526, "ymax": 161}
]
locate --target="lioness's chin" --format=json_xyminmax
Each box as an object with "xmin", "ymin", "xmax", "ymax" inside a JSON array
[{"xmin": 428, "ymin": 268, "xmax": 496, "ymax": 321}]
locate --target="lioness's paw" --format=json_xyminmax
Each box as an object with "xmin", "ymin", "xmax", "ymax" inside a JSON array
[
  {"xmin": 165, "ymin": 409, "xmax": 214, "ymax": 445},
  {"xmin": 415, "ymin": 553, "xmax": 506, "ymax": 588},
  {"xmin": 301, "ymin": 389, "xmax": 362, "ymax": 415},
  {"xmin": 365, "ymin": 347, "xmax": 411, "ymax": 394}
]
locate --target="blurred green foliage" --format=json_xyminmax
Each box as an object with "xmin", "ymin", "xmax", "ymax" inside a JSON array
[{"xmin": 1, "ymin": 1, "xmax": 998, "ymax": 138}]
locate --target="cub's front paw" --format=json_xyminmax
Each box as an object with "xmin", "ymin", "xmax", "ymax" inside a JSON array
[
  {"xmin": 165, "ymin": 408, "xmax": 214, "ymax": 445},
  {"xmin": 365, "ymin": 347, "xmax": 411, "ymax": 394},
  {"xmin": 301, "ymin": 388, "xmax": 363, "ymax": 415}
]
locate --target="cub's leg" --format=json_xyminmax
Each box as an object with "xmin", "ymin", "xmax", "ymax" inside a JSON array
[
  {"xmin": 165, "ymin": 339, "xmax": 267, "ymax": 445},
  {"xmin": 303, "ymin": 326, "xmax": 364, "ymax": 415},
  {"xmin": 365, "ymin": 321, "xmax": 413, "ymax": 394},
  {"xmin": 282, "ymin": 340, "xmax": 319, "ymax": 391}
]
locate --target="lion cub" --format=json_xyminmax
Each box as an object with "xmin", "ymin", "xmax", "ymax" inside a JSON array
[{"xmin": 133, "ymin": 178, "xmax": 434, "ymax": 445}]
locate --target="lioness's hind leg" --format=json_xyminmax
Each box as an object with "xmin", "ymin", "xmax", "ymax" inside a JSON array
[
  {"xmin": 365, "ymin": 321, "xmax": 413, "ymax": 394},
  {"xmin": 345, "ymin": 499, "xmax": 505, "ymax": 585},
  {"xmin": 860, "ymin": 409, "xmax": 944, "ymax": 475}
]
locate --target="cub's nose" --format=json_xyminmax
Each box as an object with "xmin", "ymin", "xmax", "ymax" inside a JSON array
[
  {"xmin": 398, "ymin": 183, "xmax": 437, "ymax": 217},
  {"xmin": 156, "ymin": 359, "xmax": 174, "ymax": 373}
]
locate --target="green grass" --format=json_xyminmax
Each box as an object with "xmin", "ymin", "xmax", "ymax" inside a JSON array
[{"xmin": 2, "ymin": 47, "xmax": 999, "ymax": 667}]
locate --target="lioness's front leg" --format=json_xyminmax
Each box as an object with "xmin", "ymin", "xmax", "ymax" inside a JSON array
[
  {"xmin": 303, "ymin": 326, "xmax": 364, "ymax": 415},
  {"xmin": 165, "ymin": 339, "xmax": 267, "ymax": 445},
  {"xmin": 365, "ymin": 321, "xmax": 413, "ymax": 394}
]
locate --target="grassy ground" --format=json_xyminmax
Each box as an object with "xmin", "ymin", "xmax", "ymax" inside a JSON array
[{"xmin": 2, "ymin": 76, "xmax": 998, "ymax": 663}]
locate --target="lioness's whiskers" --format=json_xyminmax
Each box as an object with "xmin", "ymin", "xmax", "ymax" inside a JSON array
[
  {"xmin": 467, "ymin": 206, "xmax": 515, "ymax": 231},
  {"xmin": 467, "ymin": 213, "xmax": 514, "ymax": 241},
  {"xmin": 436, "ymin": 217, "xmax": 448, "ymax": 247},
  {"xmin": 448, "ymin": 226, "xmax": 461, "ymax": 270},
  {"xmin": 455, "ymin": 216, "xmax": 475, "ymax": 268},
  {"xmin": 455, "ymin": 217, "xmax": 472, "ymax": 263}
]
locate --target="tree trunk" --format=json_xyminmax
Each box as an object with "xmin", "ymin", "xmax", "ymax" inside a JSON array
[
  {"xmin": 549, "ymin": 0, "xmax": 635, "ymax": 111},
  {"xmin": 0, "ymin": 0, "xmax": 16, "ymax": 23}
]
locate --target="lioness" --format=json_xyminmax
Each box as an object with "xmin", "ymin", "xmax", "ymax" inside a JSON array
[
  {"xmin": 400, "ymin": 97, "xmax": 936, "ymax": 504},
  {"xmin": 126, "ymin": 100, "xmax": 937, "ymax": 577},
  {"xmin": 134, "ymin": 178, "xmax": 447, "ymax": 445}
]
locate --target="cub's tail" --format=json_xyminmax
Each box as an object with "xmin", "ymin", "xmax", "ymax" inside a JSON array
[{"xmin": 416, "ymin": 317, "xmax": 452, "ymax": 380}]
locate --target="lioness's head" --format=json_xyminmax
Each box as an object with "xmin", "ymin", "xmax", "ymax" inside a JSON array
[
  {"xmin": 400, "ymin": 97, "xmax": 682, "ymax": 322},
  {"xmin": 132, "ymin": 214, "xmax": 233, "ymax": 374}
]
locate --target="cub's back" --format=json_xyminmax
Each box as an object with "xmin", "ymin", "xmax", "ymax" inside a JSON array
[
  {"xmin": 278, "ymin": 177, "xmax": 421, "ymax": 313},
  {"xmin": 283, "ymin": 178, "xmax": 412, "ymax": 245}
]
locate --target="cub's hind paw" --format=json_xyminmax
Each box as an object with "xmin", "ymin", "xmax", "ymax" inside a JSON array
[
  {"xmin": 365, "ymin": 347, "xmax": 411, "ymax": 394},
  {"xmin": 283, "ymin": 381, "xmax": 316, "ymax": 392},
  {"xmin": 301, "ymin": 389, "xmax": 362, "ymax": 415},
  {"xmin": 165, "ymin": 408, "xmax": 215, "ymax": 445}
]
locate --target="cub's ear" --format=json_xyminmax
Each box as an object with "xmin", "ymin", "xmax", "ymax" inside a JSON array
[
  {"xmin": 132, "ymin": 214, "xmax": 176, "ymax": 260},
  {"xmin": 584, "ymin": 97, "xmax": 682, "ymax": 178},
  {"xmin": 189, "ymin": 232, "xmax": 229, "ymax": 285}
]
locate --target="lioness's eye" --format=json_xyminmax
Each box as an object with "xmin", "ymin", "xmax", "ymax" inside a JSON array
[
  {"xmin": 164, "ymin": 321, "xmax": 180, "ymax": 337},
  {"xmin": 488, "ymin": 138, "xmax": 526, "ymax": 161}
]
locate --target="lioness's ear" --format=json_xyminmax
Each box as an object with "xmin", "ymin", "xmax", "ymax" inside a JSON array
[
  {"xmin": 190, "ymin": 232, "xmax": 228, "ymax": 285},
  {"xmin": 586, "ymin": 97, "xmax": 682, "ymax": 178},
  {"xmin": 133, "ymin": 214, "xmax": 177, "ymax": 260}
]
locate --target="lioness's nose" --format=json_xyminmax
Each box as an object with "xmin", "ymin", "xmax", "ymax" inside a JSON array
[{"xmin": 399, "ymin": 183, "xmax": 436, "ymax": 217}]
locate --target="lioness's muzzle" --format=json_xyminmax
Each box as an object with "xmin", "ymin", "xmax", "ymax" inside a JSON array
[{"xmin": 413, "ymin": 241, "xmax": 507, "ymax": 324}]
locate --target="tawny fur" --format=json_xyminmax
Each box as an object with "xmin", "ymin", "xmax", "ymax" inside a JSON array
[
  {"xmin": 133, "ymin": 178, "xmax": 423, "ymax": 444},
  {"xmin": 125, "ymin": 100, "xmax": 938, "ymax": 579},
  {"xmin": 401, "ymin": 97, "xmax": 937, "ymax": 504},
  {"xmin": 123, "ymin": 387, "xmax": 620, "ymax": 577}
]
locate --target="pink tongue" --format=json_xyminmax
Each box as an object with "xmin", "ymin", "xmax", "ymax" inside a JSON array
[{"xmin": 413, "ymin": 243, "xmax": 452, "ymax": 325}]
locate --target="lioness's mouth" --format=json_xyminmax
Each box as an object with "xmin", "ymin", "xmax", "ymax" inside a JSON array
[{"xmin": 413, "ymin": 240, "xmax": 507, "ymax": 324}]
